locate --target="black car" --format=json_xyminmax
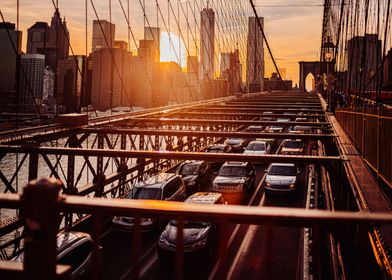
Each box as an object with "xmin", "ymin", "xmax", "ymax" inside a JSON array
[
  {"xmin": 158, "ymin": 192, "xmax": 224, "ymax": 261},
  {"xmin": 224, "ymin": 138, "xmax": 249, "ymax": 152},
  {"xmin": 12, "ymin": 231, "xmax": 93, "ymax": 280},
  {"xmin": 205, "ymin": 144, "xmax": 232, "ymax": 168},
  {"xmin": 176, "ymin": 161, "xmax": 212, "ymax": 195}
]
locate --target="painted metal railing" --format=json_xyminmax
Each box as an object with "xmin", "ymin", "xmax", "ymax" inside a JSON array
[{"xmin": 0, "ymin": 178, "xmax": 391, "ymax": 280}]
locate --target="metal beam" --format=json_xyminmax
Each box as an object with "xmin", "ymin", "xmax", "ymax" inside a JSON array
[
  {"xmin": 130, "ymin": 118, "xmax": 330, "ymax": 127},
  {"xmin": 0, "ymin": 145, "xmax": 343, "ymax": 164},
  {"xmin": 81, "ymin": 128, "xmax": 335, "ymax": 140},
  {"xmin": 174, "ymin": 112, "xmax": 326, "ymax": 119},
  {"xmin": 191, "ymin": 107, "xmax": 325, "ymax": 113}
]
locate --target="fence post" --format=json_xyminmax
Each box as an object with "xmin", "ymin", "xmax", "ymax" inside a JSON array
[{"xmin": 21, "ymin": 178, "xmax": 67, "ymax": 280}]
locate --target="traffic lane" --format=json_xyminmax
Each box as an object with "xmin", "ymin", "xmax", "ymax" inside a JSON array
[
  {"xmin": 141, "ymin": 164, "xmax": 269, "ymax": 280},
  {"xmin": 101, "ymin": 226, "xmax": 160, "ymax": 279},
  {"xmin": 228, "ymin": 167, "xmax": 308, "ymax": 279}
]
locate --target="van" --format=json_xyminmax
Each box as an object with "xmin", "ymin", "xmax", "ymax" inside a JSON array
[{"xmin": 112, "ymin": 173, "xmax": 186, "ymax": 231}]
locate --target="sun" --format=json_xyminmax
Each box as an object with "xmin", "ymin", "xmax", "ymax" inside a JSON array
[{"xmin": 160, "ymin": 31, "xmax": 186, "ymax": 68}]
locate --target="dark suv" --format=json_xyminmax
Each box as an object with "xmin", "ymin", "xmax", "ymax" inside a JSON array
[
  {"xmin": 112, "ymin": 173, "xmax": 186, "ymax": 231},
  {"xmin": 205, "ymin": 144, "xmax": 232, "ymax": 168},
  {"xmin": 212, "ymin": 161, "xmax": 256, "ymax": 204},
  {"xmin": 176, "ymin": 161, "xmax": 211, "ymax": 195}
]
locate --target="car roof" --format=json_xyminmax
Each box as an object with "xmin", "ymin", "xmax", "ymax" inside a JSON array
[
  {"xmin": 283, "ymin": 139, "xmax": 302, "ymax": 142},
  {"xmin": 208, "ymin": 144, "xmax": 226, "ymax": 148},
  {"xmin": 136, "ymin": 173, "xmax": 177, "ymax": 189},
  {"xmin": 185, "ymin": 192, "xmax": 223, "ymax": 204},
  {"xmin": 222, "ymin": 161, "xmax": 248, "ymax": 167},
  {"xmin": 182, "ymin": 160, "xmax": 204, "ymax": 166},
  {"xmin": 248, "ymin": 140, "xmax": 266, "ymax": 144},
  {"xmin": 56, "ymin": 231, "xmax": 91, "ymax": 254},
  {"xmin": 269, "ymin": 163, "xmax": 296, "ymax": 167}
]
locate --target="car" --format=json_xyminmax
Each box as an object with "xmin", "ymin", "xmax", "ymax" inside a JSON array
[
  {"xmin": 245, "ymin": 125, "xmax": 264, "ymax": 133},
  {"xmin": 289, "ymin": 125, "xmax": 312, "ymax": 134},
  {"xmin": 157, "ymin": 192, "xmax": 224, "ymax": 261},
  {"xmin": 243, "ymin": 140, "xmax": 271, "ymax": 157},
  {"xmin": 224, "ymin": 138, "xmax": 249, "ymax": 152},
  {"xmin": 112, "ymin": 173, "xmax": 186, "ymax": 231},
  {"xmin": 176, "ymin": 161, "xmax": 212, "ymax": 195},
  {"xmin": 265, "ymin": 163, "xmax": 300, "ymax": 194},
  {"xmin": 205, "ymin": 144, "xmax": 232, "ymax": 168},
  {"xmin": 212, "ymin": 161, "xmax": 255, "ymax": 204},
  {"xmin": 280, "ymin": 139, "xmax": 305, "ymax": 155},
  {"xmin": 264, "ymin": 125, "xmax": 283, "ymax": 133},
  {"xmin": 12, "ymin": 231, "xmax": 93, "ymax": 280},
  {"xmin": 261, "ymin": 111, "xmax": 274, "ymax": 121},
  {"xmin": 295, "ymin": 117, "xmax": 307, "ymax": 122}
]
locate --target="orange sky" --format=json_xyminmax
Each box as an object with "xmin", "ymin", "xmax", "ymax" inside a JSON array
[{"xmin": 1, "ymin": 0, "xmax": 323, "ymax": 85}]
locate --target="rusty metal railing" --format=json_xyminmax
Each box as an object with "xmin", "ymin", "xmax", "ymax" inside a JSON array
[
  {"xmin": 0, "ymin": 178, "xmax": 391, "ymax": 280},
  {"xmin": 335, "ymin": 106, "xmax": 392, "ymax": 190}
]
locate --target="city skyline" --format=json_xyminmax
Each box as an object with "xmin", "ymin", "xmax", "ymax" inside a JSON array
[{"xmin": 1, "ymin": 0, "xmax": 323, "ymax": 84}]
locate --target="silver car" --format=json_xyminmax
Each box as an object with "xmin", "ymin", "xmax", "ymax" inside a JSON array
[
  {"xmin": 243, "ymin": 140, "xmax": 271, "ymax": 156},
  {"xmin": 265, "ymin": 163, "xmax": 300, "ymax": 194}
]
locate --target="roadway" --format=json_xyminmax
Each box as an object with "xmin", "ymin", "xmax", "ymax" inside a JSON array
[{"xmin": 99, "ymin": 140, "xmax": 311, "ymax": 280}]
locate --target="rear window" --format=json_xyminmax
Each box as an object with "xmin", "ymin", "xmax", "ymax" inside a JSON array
[
  {"xmin": 247, "ymin": 142, "xmax": 266, "ymax": 151},
  {"xmin": 58, "ymin": 240, "xmax": 92, "ymax": 271},
  {"xmin": 283, "ymin": 141, "xmax": 302, "ymax": 149},
  {"xmin": 219, "ymin": 166, "xmax": 246, "ymax": 177},
  {"xmin": 181, "ymin": 164, "xmax": 200, "ymax": 175},
  {"xmin": 269, "ymin": 165, "xmax": 297, "ymax": 176},
  {"xmin": 132, "ymin": 187, "xmax": 162, "ymax": 200}
]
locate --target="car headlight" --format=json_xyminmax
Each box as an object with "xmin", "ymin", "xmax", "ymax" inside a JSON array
[
  {"xmin": 190, "ymin": 238, "xmax": 207, "ymax": 249},
  {"xmin": 266, "ymin": 182, "xmax": 271, "ymax": 187},
  {"xmin": 289, "ymin": 183, "xmax": 295, "ymax": 189}
]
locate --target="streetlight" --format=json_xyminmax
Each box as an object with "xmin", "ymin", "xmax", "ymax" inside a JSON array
[{"xmin": 321, "ymin": 35, "xmax": 335, "ymax": 112}]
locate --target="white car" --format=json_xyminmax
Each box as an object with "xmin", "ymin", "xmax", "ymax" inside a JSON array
[
  {"xmin": 265, "ymin": 163, "xmax": 300, "ymax": 194},
  {"xmin": 280, "ymin": 139, "xmax": 304, "ymax": 155},
  {"xmin": 244, "ymin": 140, "xmax": 271, "ymax": 156}
]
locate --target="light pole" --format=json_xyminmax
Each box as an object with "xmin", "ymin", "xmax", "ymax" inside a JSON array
[{"xmin": 321, "ymin": 36, "xmax": 335, "ymax": 112}]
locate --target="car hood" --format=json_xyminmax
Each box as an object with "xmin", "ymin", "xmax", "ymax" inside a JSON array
[
  {"xmin": 181, "ymin": 175, "xmax": 198, "ymax": 183},
  {"xmin": 266, "ymin": 175, "xmax": 296, "ymax": 185},
  {"xmin": 162, "ymin": 224, "xmax": 210, "ymax": 245},
  {"xmin": 214, "ymin": 176, "xmax": 246, "ymax": 185},
  {"xmin": 244, "ymin": 150, "xmax": 266, "ymax": 155}
]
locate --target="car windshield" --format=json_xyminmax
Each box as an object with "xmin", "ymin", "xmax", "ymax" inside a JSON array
[
  {"xmin": 170, "ymin": 220, "xmax": 210, "ymax": 228},
  {"xmin": 132, "ymin": 187, "xmax": 162, "ymax": 200},
  {"xmin": 246, "ymin": 142, "xmax": 266, "ymax": 151},
  {"xmin": 219, "ymin": 166, "xmax": 246, "ymax": 177},
  {"xmin": 269, "ymin": 166, "xmax": 297, "ymax": 176},
  {"xmin": 181, "ymin": 164, "xmax": 200, "ymax": 175},
  {"xmin": 208, "ymin": 148, "xmax": 224, "ymax": 153},
  {"xmin": 284, "ymin": 141, "xmax": 302, "ymax": 149}
]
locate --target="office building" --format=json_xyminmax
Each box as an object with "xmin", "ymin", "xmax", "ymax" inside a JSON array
[
  {"xmin": 200, "ymin": 8, "xmax": 215, "ymax": 80},
  {"xmin": 0, "ymin": 22, "xmax": 22, "ymax": 113},
  {"xmin": 246, "ymin": 16, "xmax": 265, "ymax": 92},
  {"xmin": 347, "ymin": 34, "xmax": 382, "ymax": 92},
  {"xmin": 27, "ymin": 22, "xmax": 49, "ymax": 54},
  {"xmin": 19, "ymin": 54, "xmax": 45, "ymax": 112},
  {"xmin": 92, "ymin": 20, "xmax": 115, "ymax": 52}
]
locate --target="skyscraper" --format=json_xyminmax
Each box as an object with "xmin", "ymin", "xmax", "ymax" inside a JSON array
[
  {"xmin": 200, "ymin": 8, "xmax": 215, "ymax": 80},
  {"xmin": 347, "ymin": 34, "xmax": 382, "ymax": 92},
  {"xmin": 57, "ymin": 56, "xmax": 85, "ymax": 112},
  {"xmin": 19, "ymin": 54, "xmax": 45, "ymax": 112},
  {"xmin": 92, "ymin": 20, "xmax": 115, "ymax": 52},
  {"xmin": 27, "ymin": 22, "xmax": 49, "ymax": 54},
  {"xmin": 144, "ymin": 27, "xmax": 160, "ymax": 62},
  {"xmin": 246, "ymin": 16, "xmax": 265, "ymax": 92},
  {"xmin": 0, "ymin": 22, "xmax": 22, "ymax": 113}
]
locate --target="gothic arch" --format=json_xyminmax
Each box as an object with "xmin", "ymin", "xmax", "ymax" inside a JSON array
[{"xmin": 299, "ymin": 61, "xmax": 320, "ymax": 92}]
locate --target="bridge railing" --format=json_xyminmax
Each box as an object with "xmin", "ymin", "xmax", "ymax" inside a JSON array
[
  {"xmin": 0, "ymin": 178, "xmax": 391, "ymax": 280},
  {"xmin": 336, "ymin": 105, "xmax": 392, "ymax": 190}
]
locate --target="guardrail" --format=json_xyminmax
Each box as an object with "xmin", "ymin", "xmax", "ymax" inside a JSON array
[
  {"xmin": 0, "ymin": 178, "xmax": 391, "ymax": 280},
  {"xmin": 335, "ymin": 106, "xmax": 392, "ymax": 190}
]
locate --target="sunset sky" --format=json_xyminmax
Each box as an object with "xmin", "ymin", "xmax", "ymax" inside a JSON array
[{"xmin": 1, "ymin": 0, "xmax": 323, "ymax": 85}]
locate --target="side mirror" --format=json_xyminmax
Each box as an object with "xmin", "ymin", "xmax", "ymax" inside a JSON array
[{"xmin": 264, "ymin": 169, "xmax": 268, "ymax": 173}]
